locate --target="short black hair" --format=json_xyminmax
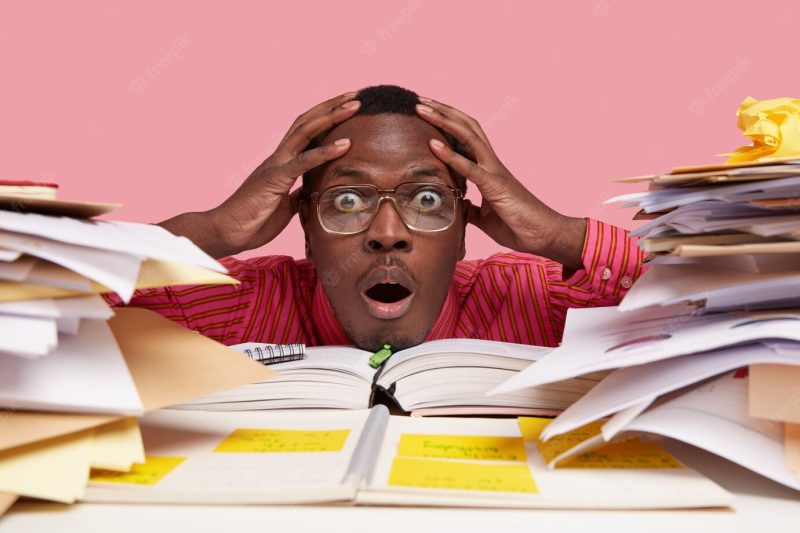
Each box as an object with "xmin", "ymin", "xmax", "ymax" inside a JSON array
[{"xmin": 301, "ymin": 84, "xmax": 468, "ymax": 192}]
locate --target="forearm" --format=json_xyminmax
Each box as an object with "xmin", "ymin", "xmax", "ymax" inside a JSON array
[{"xmin": 158, "ymin": 209, "xmax": 234, "ymax": 259}]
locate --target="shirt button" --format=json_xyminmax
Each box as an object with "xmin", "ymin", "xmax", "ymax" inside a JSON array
[
  {"xmin": 601, "ymin": 267, "xmax": 612, "ymax": 281},
  {"xmin": 621, "ymin": 276, "xmax": 633, "ymax": 289}
]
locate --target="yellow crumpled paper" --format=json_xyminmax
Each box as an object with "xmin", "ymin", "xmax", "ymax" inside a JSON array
[{"xmin": 725, "ymin": 96, "xmax": 800, "ymax": 163}]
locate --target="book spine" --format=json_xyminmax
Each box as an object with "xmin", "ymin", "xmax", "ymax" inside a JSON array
[{"xmin": 341, "ymin": 405, "xmax": 390, "ymax": 487}]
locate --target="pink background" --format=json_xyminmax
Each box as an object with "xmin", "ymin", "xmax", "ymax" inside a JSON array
[{"xmin": 0, "ymin": 1, "xmax": 796, "ymax": 259}]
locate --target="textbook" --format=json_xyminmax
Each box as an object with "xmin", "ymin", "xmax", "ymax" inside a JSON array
[
  {"xmin": 82, "ymin": 407, "xmax": 732, "ymax": 509},
  {"xmin": 173, "ymin": 338, "xmax": 606, "ymax": 416}
]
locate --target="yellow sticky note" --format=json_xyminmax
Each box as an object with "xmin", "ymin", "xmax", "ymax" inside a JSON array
[
  {"xmin": 523, "ymin": 419, "xmax": 607, "ymax": 462},
  {"xmin": 388, "ymin": 457, "xmax": 537, "ymax": 493},
  {"xmin": 90, "ymin": 456, "xmax": 185, "ymax": 485},
  {"xmin": 517, "ymin": 417, "xmax": 553, "ymax": 442},
  {"xmin": 557, "ymin": 439, "xmax": 681, "ymax": 469},
  {"xmin": 213, "ymin": 428, "xmax": 351, "ymax": 453},
  {"xmin": 518, "ymin": 417, "xmax": 680, "ymax": 469},
  {"xmin": 397, "ymin": 434, "xmax": 527, "ymax": 462}
]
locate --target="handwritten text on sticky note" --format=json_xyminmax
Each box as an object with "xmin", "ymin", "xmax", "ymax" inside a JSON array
[
  {"xmin": 213, "ymin": 428, "xmax": 351, "ymax": 453},
  {"xmin": 518, "ymin": 417, "xmax": 680, "ymax": 468},
  {"xmin": 397, "ymin": 434, "xmax": 527, "ymax": 462},
  {"xmin": 388, "ymin": 457, "xmax": 537, "ymax": 493},
  {"xmin": 90, "ymin": 456, "xmax": 185, "ymax": 485}
]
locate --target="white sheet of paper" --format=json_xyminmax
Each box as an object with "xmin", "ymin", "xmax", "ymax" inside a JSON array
[
  {"xmin": 0, "ymin": 211, "xmax": 224, "ymax": 273},
  {"xmin": 0, "ymin": 230, "xmax": 142, "ymax": 301},
  {"xmin": 623, "ymin": 372, "xmax": 800, "ymax": 491},
  {"xmin": 619, "ymin": 261, "xmax": 800, "ymax": 312},
  {"xmin": 0, "ymin": 314, "xmax": 58, "ymax": 357},
  {"xmin": 0, "ymin": 319, "xmax": 143, "ymax": 414},
  {"xmin": 0, "ymin": 298, "xmax": 61, "ymax": 319},
  {"xmin": 490, "ymin": 306, "xmax": 800, "ymax": 394},
  {"xmin": 0, "ymin": 256, "xmax": 36, "ymax": 281},
  {"xmin": 0, "ymin": 247, "xmax": 22, "ymax": 261},
  {"xmin": 540, "ymin": 343, "xmax": 800, "ymax": 441},
  {"xmin": 606, "ymin": 176, "xmax": 800, "ymax": 213},
  {"xmin": 25, "ymin": 260, "xmax": 94, "ymax": 292}
]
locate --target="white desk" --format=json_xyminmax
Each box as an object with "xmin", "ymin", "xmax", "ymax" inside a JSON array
[{"xmin": 2, "ymin": 440, "xmax": 799, "ymax": 533}]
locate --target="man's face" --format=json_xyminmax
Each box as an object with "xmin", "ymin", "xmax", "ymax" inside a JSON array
[{"xmin": 300, "ymin": 114, "xmax": 467, "ymax": 352}]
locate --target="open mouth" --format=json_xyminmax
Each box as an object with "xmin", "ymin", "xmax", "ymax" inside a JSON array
[
  {"xmin": 365, "ymin": 282, "xmax": 412, "ymax": 304},
  {"xmin": 359, "ymin": 267, "xmax": 417, "ymax": 320}
]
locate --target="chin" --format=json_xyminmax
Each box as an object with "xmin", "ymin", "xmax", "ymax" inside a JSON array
[{"xmin": 349, "ymin": 327, "xmax": 427, "ymax": 353}]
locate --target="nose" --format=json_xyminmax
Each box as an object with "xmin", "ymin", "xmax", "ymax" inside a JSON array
[{"xmin": 363, "ymin": 197, "xmax": 413, "ymax": 252}]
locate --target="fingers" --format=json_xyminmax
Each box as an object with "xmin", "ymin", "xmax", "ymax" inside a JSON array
[
  {"xmin": 419, "ymin": 96, "xmax": 493, "ymax": 148},
  {"xmin": 278, "ymin": 138, "xmax": 351, "ymax": 184},
  {"xmin": 428, "ymin": 138, "xmax": 499, "ymax": 193},
  {"xmin": 415, "ymin": 103, "xmax": 495, "ymax": 166},
  {"xmin": 287, "ymin": 92, "xmax": 356, "ymax": 136},
  {"xmin": 279, "ymin": 93, "xmax": 361, "ymax": 156}
]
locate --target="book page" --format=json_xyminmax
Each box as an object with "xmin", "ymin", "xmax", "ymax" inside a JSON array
[
  {"xmin": 84, "ymin": 409, "xmax": 376, "ymax": 504},
  {"xmin": 360, "ymin": 416, "xmax": 731, "ymax": 509}
]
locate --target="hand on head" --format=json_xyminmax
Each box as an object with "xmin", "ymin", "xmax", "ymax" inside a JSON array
[
  {"xmin": 415, "ymin": 98, "xmax": 586, "ymax": 268},
  {"xmin": 208, "ymin": 92, "xmax": 360, "ymax": 256}
]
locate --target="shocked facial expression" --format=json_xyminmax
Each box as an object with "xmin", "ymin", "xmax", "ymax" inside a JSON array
[{"xmin": 300, "ymin": 114, "xmax": 467, "ymax": 352}]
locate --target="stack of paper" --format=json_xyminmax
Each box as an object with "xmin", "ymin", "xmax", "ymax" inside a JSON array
[
  {"xmin": 490, "ymin": 153, "xmax": 800, "ymax": 489},
  {"xmin": 0, "ymin": 192, "xmax": 275, "ymax": 514}
]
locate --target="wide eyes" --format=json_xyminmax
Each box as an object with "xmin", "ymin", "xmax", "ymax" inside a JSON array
[
  {"xmin": 409, "ymin": 189, "xmax": 443, "ymax": 212},
  {"xmin": 332, "ymin": 191, "xmax": 365, "ymax": 213}
]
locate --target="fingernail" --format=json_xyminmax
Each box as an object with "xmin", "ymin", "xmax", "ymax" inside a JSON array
[
  {"xmin": 430, "ymin": 139, "xmax": 445, "ymax": 149},
  {"xmin": 418, "ymin": 96, "xmax": 433, "ymax": 103},
  {"xmin": 342, "ymin": 100, "xmax": 360, "ymax": 110},
  {"xmin": 343, "ymin": 91, "xmax": 358, "ymax": 99},
  {"xmin": 416, "ymin": 104, "xmax": 434, "ymax": 114},
  {"xmin": 334, "ymin": 138, "xmax": 351, "ymax": 147}
]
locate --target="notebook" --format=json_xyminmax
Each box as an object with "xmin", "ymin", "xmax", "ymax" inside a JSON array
[
  {"xmin": 173, "ymin": 338, "xmax": 606, "ymax": 416},
  {"xmin": 81, "ymin": 407, "xmax": 732, "ymax": 509}
]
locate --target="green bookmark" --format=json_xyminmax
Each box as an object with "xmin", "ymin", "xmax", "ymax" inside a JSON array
[{"xmin": 368, "ymin": 344, "xmax": 393, "ymax": 369}]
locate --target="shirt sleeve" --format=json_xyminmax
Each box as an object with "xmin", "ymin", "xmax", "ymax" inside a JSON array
[
  {"xmin": 546, "ymin": 217, "xmax": 646, "ymax": 312},
  {"xmin": 103, "ymin": 255, "xmax": 307, "ymax": 345}
]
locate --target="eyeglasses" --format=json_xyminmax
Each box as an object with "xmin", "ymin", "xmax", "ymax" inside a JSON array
[{"xmin": 306, "ymin": 182, "xmax": 464, "ymax": 235}]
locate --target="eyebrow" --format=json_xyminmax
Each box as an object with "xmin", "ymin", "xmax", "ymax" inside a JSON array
[
  {"xmin": 406, "ymin": 167, "xmax": 442, "ymax": 178},
  {"xmin": 330, "ymin": 167, "xmax": 371, "ymax": 179}
]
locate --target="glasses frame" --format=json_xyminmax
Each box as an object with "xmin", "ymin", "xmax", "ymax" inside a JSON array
[{"xmin": 306, "ymin": 182, "xmax": 465, "ymax": 235}]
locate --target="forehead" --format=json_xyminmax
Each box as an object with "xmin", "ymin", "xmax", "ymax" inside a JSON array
[{"xmin": 313, "ymin": 114, "xmax": 455, "ymax": 190}]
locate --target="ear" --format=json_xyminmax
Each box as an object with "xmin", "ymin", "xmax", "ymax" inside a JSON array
[{"xmin": 298, "ymin": 199, "xmax": 313, "ymax": 261}]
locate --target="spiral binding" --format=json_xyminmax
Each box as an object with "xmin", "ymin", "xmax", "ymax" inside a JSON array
[{"xmin": 242, "ymin": 343, "xmax": 305, "ymax": 365}]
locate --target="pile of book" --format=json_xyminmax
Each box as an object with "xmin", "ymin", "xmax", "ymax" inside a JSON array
[
  {"xmin": 0, "ymin": 181, "xmax": 273, "ymax": 514},
  {"xmin": 492, "ymin": 155, "xmax": 800, "ymax": 490}
]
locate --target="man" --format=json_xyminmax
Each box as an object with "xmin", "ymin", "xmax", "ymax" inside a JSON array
[{"xmin": 126, "ymin": 85, "xmax": 643, "ymax": 351}]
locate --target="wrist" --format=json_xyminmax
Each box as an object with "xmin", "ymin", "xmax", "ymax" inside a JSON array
[
  {"xmin": 537, "ymin": 214, "xmax": 587, "ymax": 270},
  {"xmin": 206, "ymin": 206, "xmax": 245, "ymax": 258}
]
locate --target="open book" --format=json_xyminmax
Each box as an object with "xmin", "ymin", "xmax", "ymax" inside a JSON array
[
  {"xmin": 82, "ymin": 407, "xmax": 731, "ymax": 509},
  {"xmin": 172, "ymin": 338, "xmax": 606, "ymax": 416}
]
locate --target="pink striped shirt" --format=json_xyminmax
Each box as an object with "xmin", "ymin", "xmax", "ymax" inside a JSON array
[{"xmin": 114, "ymin": 219, "xmax": 644, "ymax": 347}]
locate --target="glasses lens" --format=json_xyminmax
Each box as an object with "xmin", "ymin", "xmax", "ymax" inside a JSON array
[
  {"xmin": 395, "ymin": 183, "xmax": 457, "ymax": 231},
  {"xmin": 318, "ymin": 186, "xmax": 378, "ymax": 234}
]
